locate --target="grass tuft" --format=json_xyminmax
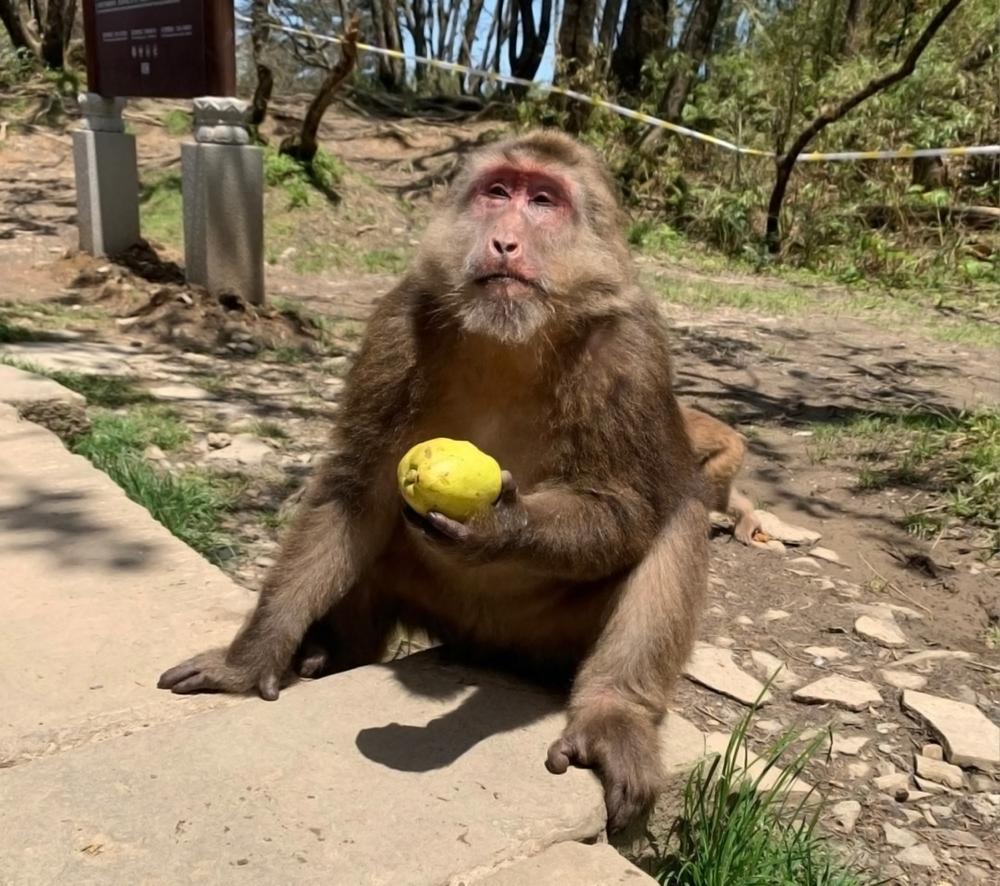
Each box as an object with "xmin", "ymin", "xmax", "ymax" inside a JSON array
[
  {"xmin": 656, "ymin": 702, "xmax": 870, "ymax": 886},
  {"xmin": 0, "ymin": 355, "xmax": 152, "ymax": 407}
]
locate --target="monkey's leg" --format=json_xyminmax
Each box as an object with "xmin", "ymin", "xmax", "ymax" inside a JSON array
[
  {"xmin": 545, "ymin": 498, "xmax": 707, "ymax": 832},
  {"xmin": 158, "ymin": 493, "xmax": 394, "ymax": 699}
]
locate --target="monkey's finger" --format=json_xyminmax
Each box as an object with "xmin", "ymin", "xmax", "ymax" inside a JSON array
[
  {"xmin": 498, "ymin": 470, "xmax": 518, "ymax": 505},
  {"xmin": 168, "ymin": 672, "xmax": 220, "ymax": 694},
  {"xmin": 424, "ymin": 511, "xmax": 470, "ymax": 541},
  {"xmin": 258, "ymin": 672, "xmax": 281, "ymax": 701},
  {"xmin": 545, "ymin": 737, "xmax": 575, "ymax": 774},
  {"xmin": 157, "ymin": 661, "xmax": 201, "ymax": 689},
  {"xmin": 604, "ymin": 782, "xmax": 630, "ymax": 833}
]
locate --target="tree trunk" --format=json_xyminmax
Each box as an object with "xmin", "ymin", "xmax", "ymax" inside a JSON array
[
  {"xmin": 611, "ymin": 0, "xmax": 672, "ymax": 92},
  {"xmin": 371, "ymin": 0, "xmax": 405, "ymax": 90},
  {"xmin": 557, "ymin": 0, "xmax": 598, "ymax": 71},
  {"xmin": 598, "ymin": 0, "xmax": 622, "ymax": 59},
  {"xmin": 660, "ymin": 0, "xmax": 724, "ymax": 121},
  {"xmin": 765, "ymin": 0, "xmax": 965, "ymax": 253},
  {"xmin": 508, "ymin": 0, "xmax": 553, "ymax": 81},
  {"xmin": 0, "ymin": 0, "xmax": 39, "ymax": 55},
  {"xmin": 280, "ymin": 22, "xmax": 358, "ymax": 169},
  {"xmin": 841, "ymin": 0, "xmax": 870, "ymax": 56},
  {"xmin": 458, "ymin": 0, "xmax": 486, "ymax": 69},
  {"xmin": 249, "ymin": 0, "xmax": 274, "ymax": 129},
  {"xmin": 41, "ymin": 0, "xmax": 72, "ymax": 68}
]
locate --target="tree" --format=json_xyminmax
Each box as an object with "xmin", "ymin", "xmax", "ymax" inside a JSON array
[
  {"xmin": 249, "ymin": 0, "xmax": 274, "ymax": 129},
  {"xmin": 765, "ymin": 0, "xmax": 966, "ymax": 252},
  {"xmin": 611, "ymin": 0, "xmax": 674, "ymax": 92},
  {"xmin": 659, "ymin": 0, "xmax": 725, "ymax": 122},
  {"xmin": 557, "ymin": 0, "xmax": 598, "ymax": 72},
  {"xmin": 0, "ymin": 0, "xmax": 77, "ymax": 69},
  {"xmin": 508, "ymin": 0, "xmax": 553, "ymax": 81}
]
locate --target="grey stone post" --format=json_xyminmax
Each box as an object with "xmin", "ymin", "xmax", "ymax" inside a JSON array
[
  {"xmin": 72, "ymin": 93, "xmax": 141, "ymax": 257},
  {"xmin": 182, "ymin": 97, "xmax": 265, "ymax": 306}
]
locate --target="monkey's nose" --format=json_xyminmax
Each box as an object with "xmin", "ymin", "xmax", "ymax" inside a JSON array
[{"xmin": 491, "ymin": 237, "xmax": 520, "ymax": 257}]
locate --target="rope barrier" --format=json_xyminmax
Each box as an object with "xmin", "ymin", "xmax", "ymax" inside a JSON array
[{"xmin": 237, "ymin": 13, "xmax": 1000, "ymax": 164}]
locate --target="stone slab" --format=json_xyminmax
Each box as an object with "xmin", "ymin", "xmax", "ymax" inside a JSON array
[
  {"xmin": 73, "ymin": 128, "xmax": 141, "ymax": 257},
  {"xmin": 0, "ymin": 362, "xmax": 85, "ymax": 406},
  {"xmin": 0, "ymin": 340, "xmax": 137, "ymax": 376},
  {"xmin": 469, "ymin": 842, "xmax": 656, "ymax": 885},
  {"xmin": 683, "ymin": 642, "xmax": 771, "ymax": 706},
  {"xmin": 792, "ymin": 675, "xmax": 882, "ymax": 711},
  {"xmin": 0, "ymin": 654, "xmax": 608, "ymax": 886},
  {"xmin": 902, "ymin": 690, "xmax": 1000, "ymax": 771},
  {"xmin": 0, "ymin": 404, "xmax": 254, "ymax": 765}
]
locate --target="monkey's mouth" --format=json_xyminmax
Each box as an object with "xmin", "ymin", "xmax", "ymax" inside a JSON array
[{"xmin": 474, "ymin": 273, "xmax": 539, "ymax": 297}]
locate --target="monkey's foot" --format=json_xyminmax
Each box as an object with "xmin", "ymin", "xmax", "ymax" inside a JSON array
[
  {"xmin": 545, "ymin": 714, "xmax": 662, "ymax": 833},
  {"xmin": 157, "ymin": 648, "xmax": 282, "ymax": 700},
  {"xmin": 734, "ymin": 513, "xmax": 763, "ymax": 546}
]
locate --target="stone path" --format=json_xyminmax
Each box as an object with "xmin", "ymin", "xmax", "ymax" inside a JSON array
[{"xmin": 1, "ymin": 371, "xmax": 698, "ymax": 884}]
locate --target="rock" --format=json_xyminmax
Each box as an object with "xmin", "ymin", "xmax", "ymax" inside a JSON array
[
  {"xmin": 893, "ymin": 650, "xmax": 974, "ymax": 667},
  {"xmin": 915, "ymin": 756, "xmax": 964, "ymax": 789},
  {"xmin": 206, "ymin": 432, "xmax": 232, "ymax": 449},
  {"xmin": 922, "ymin": 744, "xmax": 943, "ymax": 760},
  {"xmin": 476, "ymin": 842, "xmax": 657, "ymax": 885},
  {"xmin": 703, "ymin": 733, "xmax": 813, "ymax": 798},
  {"xmin": 896, "ymin": 843, "xmax": 938, "ymax": 869},
  {"xmin": 830, "ymin": 800, "xmax": 861, "ymax": 833},
  {"xmin": 881, "ymin": 669, "xmax": 927, "ymax": 690},
  {"xmin": 855, "ymin": 615, "xmax": 907, "ymax": 648},
  {"xmin": 874, "ymin": 772, "xmax": 909, "ymax": 793},
  {"xmin": 205, "ymin": 433, "xmax": 274, "ymax": 467},
  {"xmin": 713, "ymin": 636, "xmax": 735, "ymax": 648},
  {"xmin": 748, "ymin": 651, "xmax": 802, "ymax": 689},
  {"xmin": 929, "ymin": 804, "xmax": 953, "ymax": 818},
  {"xmin": 734, "ymin": 615, "xmax": 754, "ymax": 627},
  {"xmin": 144, "ymin": 444, "xmax": 166, "ymax": 461},
  {"xmin": 148, "ymin": 382, "xmax": 216, "ymax": 401},
  {"xmin": 914, "ymin": 776, "xmax": 949, "ymax": 795},
  {"xmin": 847, "ymin": 762, "xmax": 871, "ymax": 779},
  {"xmin": 763, "ymin": 609, "xmax": 790, "ymax": 622},
  {"xmin": 804, "ymin": 645, "xmax": 849, "ymax": 661},
  {"xmin": 793, "ymin": 675, "xmax": 882, "ymax": 711},
  {"xmin": 754, "ymin": 719, "xmax": 784, "ymax": 736},
  {"xmin": 787, "ymin": 556, "xmax": 822, "ymax": 571},
  {"xmin": 934, "ymin": 828, "xmax": 983, "ymax": 848},
  {"xmin": 832, "ymin": 734, "xmax": 869, "ymax": 756},
  {"xmin": 969, "ymin": 774, "xmax": 998, "ymax": 792},
  {"xmin": 0, "ymin": 364, "xmax": 91, "ymax": 441},
  {"xmin": 883, "ymin": 822, "xmax": 918, "ymax": 848},
  {"xmin": 683, "ymin": 644, "xmax": 771, "ymax": 706},
  {"xmin": 809, "ymin": 546, "xmax": 842, "ymax": 564},
  {"xmin": 904, "ymin": 790, "xmax": 932, "ymax": 802},
  {"xmin": 902, "ymin": 690, "xmax": 1000, "ymax": 770},
  {"xmin": 752, "ymin": 512, "xmax": 821, "ymax": 546}
]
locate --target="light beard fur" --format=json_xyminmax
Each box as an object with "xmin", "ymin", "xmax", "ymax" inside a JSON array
[{"xmin": 455, "ymin": 285, "xmax": 554, "ymax": 343}]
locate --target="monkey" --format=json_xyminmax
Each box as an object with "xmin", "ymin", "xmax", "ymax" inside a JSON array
[
  {"xmin": 158, "ymin": 131, "xmax": 708, "ymax": 833},
  {"xmin": 681, "ymin": 406, "xmax": 761, "ymax": 545}
]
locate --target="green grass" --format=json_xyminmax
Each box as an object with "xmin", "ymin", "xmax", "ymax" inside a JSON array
[
  {"xmin": 249, "ymin": 420, "xmax": 290, "ymax": 440},
  {"xmin": 985, "ymin": 625, "xmax": 1000, "ymax": 649},
  {"xmin": 72, "ymin": 406, "xmax": 235, "ymax": 562},
  {"xmin": 0, "ymin": 316, "xmax": 39, "ymax": 342},
  {"xmin": 362, "ymin": 249, "xmax": 407, "ymax": 274},
  {"xmin": 0, "ymin": 355, "xmax": 152, "ymax": 407},
  {"xmin": 139, "ymin": 171, "xmax": 183, "ymax": 249},
  {"xmin": 162, "ymin": 108, "xmax": 192, "ymax": 136},
  {"xmin": 655, "ymin": 706, "xmax": 869, "ymax": 886},
  {"xmin": 806, "ymin": 408, "xmax": 1000, "ymax": 552}
]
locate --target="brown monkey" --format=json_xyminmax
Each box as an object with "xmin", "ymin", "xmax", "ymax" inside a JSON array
[
  {"xmin": 681, "ymin": 406, "xmax": 761, "ymax": 545},
  {"xmin": 158, "ymin": 131, "xmax": 708, "ymax": 833}
]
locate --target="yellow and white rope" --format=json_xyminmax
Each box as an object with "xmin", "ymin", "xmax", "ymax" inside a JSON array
[{"xmin": 237, "ymin": 13, "xmax": 1000, "ymax": 164}]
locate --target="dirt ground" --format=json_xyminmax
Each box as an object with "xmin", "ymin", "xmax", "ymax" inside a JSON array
[{"xmin": 1, "ymin": 97, "xmax": 998, "ymax": 883}]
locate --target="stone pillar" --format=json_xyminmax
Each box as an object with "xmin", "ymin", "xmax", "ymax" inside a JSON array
[
  {"xmin": 182, "ymin": 97, "xmax": 265, "ymax": 305},
  {"xmin": 72, "ymin": 93, "xmax": 141, "ymax": 257}
]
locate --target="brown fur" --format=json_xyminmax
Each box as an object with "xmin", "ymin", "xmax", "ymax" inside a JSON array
[
  {"xmin": 682, "ymin": 406, "xmax": 760, "ymax": 545},
  {"xmin": 158, "ymin": 131, "xmax": 708, "ymax": 833}
]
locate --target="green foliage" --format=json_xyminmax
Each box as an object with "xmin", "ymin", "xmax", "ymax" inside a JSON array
[
  {"xmin": 72, "ymin": 407, "xmax": 234, "ymax": 561},
  {"xmin": 0, "ymin": 316, "xmax": 38, "ymax": 343},
  {"xmin": 0, "ymin": 44, "xmax": 37, "ymax": 91},
  {"xmin": 362, "ymin": 249, "xmax": 407, "ymax": 273},
  {"xmin": 0, "ymin": 356, "xmax": 152, "ymax": 407},
  {"xmin": 264, "ymin": 146, "xmax": 346, "ymax": 208},
  {"xmin": 162, "ymin": 108, "xmax": 193, "ymax": 136},
  {"xmin": 655, "ymin": 703, "xmax": 869, "ymax": 886},
  {"xmin": 140, "ymin": 171, "xmax": 183, "ymax": 249}
]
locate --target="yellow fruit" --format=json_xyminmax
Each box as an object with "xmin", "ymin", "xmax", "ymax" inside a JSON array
[{"xmin": 397, "ymin": 438, "xmax": 502, "ymax": 522}]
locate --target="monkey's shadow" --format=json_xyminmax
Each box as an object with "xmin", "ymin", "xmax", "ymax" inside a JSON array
[{"xmin": 354, "ymin": 650, "xmax": 565, "ymax": 772}]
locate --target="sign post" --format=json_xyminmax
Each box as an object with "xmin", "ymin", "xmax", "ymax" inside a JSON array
[{"xmin": 77, "ymin": 1, "xmax": 264, "ymax": 305}]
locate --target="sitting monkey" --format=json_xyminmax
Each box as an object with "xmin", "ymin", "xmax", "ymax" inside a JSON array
[{"xmin": 159, "ymin": 131, "xmax": 709, "ymax": 833}]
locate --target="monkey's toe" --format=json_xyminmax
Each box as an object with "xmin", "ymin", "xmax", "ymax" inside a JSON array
[{"xmin": 157, "ymin": 660, "xmax": 201, "ymax": 689}]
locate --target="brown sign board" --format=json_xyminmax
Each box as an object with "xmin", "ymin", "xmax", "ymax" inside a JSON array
[{"xmin": 82, "ymin": 0, "xmax": 236, "ymax": 99}]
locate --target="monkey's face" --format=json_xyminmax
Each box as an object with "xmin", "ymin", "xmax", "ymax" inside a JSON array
[{"xmin": 418, "ymin": 152, "xmax": 627, "ymax": 345}]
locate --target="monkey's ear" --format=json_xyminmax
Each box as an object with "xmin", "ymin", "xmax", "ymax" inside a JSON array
[{"xmin": 497, "ymin": 470, "xmax": 518, "ymax": 506}]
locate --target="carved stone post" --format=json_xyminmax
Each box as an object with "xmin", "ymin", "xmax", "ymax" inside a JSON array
[
  {"xmin": 72, "ymin": 93, "xmax": 141, "ymax": 257},
  {"xmin": 182, "ymin": 97, "xmax": 264, "ymax": 305}
]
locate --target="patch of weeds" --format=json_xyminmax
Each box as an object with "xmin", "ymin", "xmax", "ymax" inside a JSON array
[
  {"xmin": 654, "ymin": 704, "xmax": 870, "ymax": 886},
  {"xmin": 193, "ymin": 374, "xmax": 230, "ymax": 396},
  {"xmin": 161, "ymin": 108, "xmax": 192, "ymax": 136},
  {"xmin": 362, "ymin": 249, "xmax": 407, "ymax": 274},
  {"xmin": 0, "ymin": 355, "xmax": 151, "ymax": 407},
  {"xmin": 249, "ymin": 420, "xmax": 290, "ymax": 440},
  {"xmin": 262, "ymin": 344, "xmax": 310, "ymax": 364},
  {"xmin": 139, "ymin": 171, "xmax": 183, "ymax": 249},
  {"xmin": 807, "ymin": 408, "xmax": 1000, "ymax": 552},
  {"xmin": 72, "ymin": 406, "xmax": 234, "ymax": 562},
  {"xmin": 629, "ymin": 220, "xmax": 685, "ymax": 256},
  {"xmin": 985, "ymin": 625, "xmax": 1000, "ymax": 649},
  {"xmin": 0, "ymin": 315, "xmax": 39, "ymax": 342},
  {"xmin": 259, "ymin": 508, "xmax": 290, "ymax": 531},
  {"xmin": 264, "ymin": 146, "xmax": 346, "ymax": 208}
]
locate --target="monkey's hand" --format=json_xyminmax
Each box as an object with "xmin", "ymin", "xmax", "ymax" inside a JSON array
[
  {"xmin": 545, "ymin": 710, "xmax": 663, "ymax": 833},
  {"xmin": 157, "ymin": 647, "xmax": 284, "ymax": 701},
  {"xmin": 417, "ymin": 470, "xmax": 527, "ymax": 560}
]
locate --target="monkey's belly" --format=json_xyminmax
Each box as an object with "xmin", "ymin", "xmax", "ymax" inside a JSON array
[{"xmin": 374, "ymin": 533, "xmax": 607, "ymax": 665}]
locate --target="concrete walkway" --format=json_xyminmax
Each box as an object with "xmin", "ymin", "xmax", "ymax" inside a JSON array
[{"xmin": 0, "ymin": 371, "xmax": 707, "ymax": 883}]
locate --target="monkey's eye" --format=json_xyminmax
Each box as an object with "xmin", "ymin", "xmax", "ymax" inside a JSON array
[
  {"xmin": 487, "ymin": 184, "xmax": 510, "ymax": 200},
  {"xmin": 531, "ymin": 192, "xmax": 555, "ymax": 207}
]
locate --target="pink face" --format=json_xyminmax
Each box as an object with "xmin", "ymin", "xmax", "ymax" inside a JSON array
[{"xmin": 464, "ymin": 163, "xmax": 576, "ymax": 299}]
